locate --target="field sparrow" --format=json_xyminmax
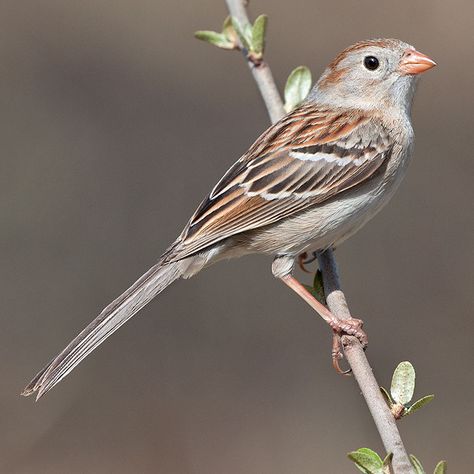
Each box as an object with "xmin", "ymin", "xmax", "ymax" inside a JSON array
[{"xmin": 23, "ymin": 38, "xmax": 435, "ymax": 399}]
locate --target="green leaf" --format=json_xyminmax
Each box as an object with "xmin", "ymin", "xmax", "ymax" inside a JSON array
[
  {"xmin": 380, "ymin": 386, "xmax": 394, "ymax": 407},
  {"xmin": 284, "ymin": 66, "xmax": 312, "ymax": 112},
  {"xmin": 251, "ymin": 14, "xmax": 268, "ymax": 57},
  {"xmin": 391, "ymin": 361, "xmax": 416, "ymax": 405},
  {"xmin": 382, "ymin": 452, "xmax": 393, "ymax": 474},
  {"xmin": 410, "ymin": 454, "xmax": 426, "ymax": 474},
  {"xmin": 433, "ymin": 460, "xmax": 447, "ymax": 474},
  {"xmin": 348, "ymin": 448, "xmax": 384, "ymax": 474},
  {"xmin": 312, "ymin": 270, "xmax": 326, "ymax": 305},
  {"xmin": 356, "ymin": 448, "xmax": 383, "ymax": 458},
  {"xmin": 405, "ymin": 394, "xmax": 435, "ymax": 416},
  {"xmin": 194, "ymin": 31, "xmax": 235, "ymax": 50},
  {"xmin": 303, "ymin": 277, "xmax": 325, "ymax": 305},
  {"xmin": 231, "ymin": 17, "xmax": 252, "ymax": 50}
]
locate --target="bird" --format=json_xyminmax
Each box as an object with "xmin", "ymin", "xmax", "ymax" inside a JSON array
[{"xmin": 22, "ymin": 38, "xmax": 436, "ymax": 400}]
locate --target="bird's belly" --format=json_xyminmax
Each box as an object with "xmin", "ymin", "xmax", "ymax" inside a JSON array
[
  {"xmin": 298, "ymin": 188, "xmax": 387, "ymax": 253},
  {"xmin": 245, "ymin": 175, "xmax": 399, "ymax": 256}
]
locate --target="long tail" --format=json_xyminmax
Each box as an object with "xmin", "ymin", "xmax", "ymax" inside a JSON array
[{"xmin": 22, "ymin": 259, "xmax": 186, "ymax": 400}]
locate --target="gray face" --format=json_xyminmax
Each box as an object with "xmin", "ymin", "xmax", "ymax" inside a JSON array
[{"xmin": 311, "ymin": 39, "xmax": 418, "ymax": 112}]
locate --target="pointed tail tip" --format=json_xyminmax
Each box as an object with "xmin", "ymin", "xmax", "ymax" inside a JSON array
[
  {"xmin": 20, "ymin": 259, "xmax": 184, "ymax": 403},
  {"xmin": 21, "ymin": 383, "xmax": 38, "ymax": 398},
  {"xmin": 21, "ymin": 384, "xmax": 48, "ymax": 401},
  {"xmin": 21, "ymin": 373, "xmax": 48, "ymax": 400}
]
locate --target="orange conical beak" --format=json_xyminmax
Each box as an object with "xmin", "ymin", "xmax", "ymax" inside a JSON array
[{"xmin": 399, "ymin": 49, "xmax": 437, "ymax": 75}]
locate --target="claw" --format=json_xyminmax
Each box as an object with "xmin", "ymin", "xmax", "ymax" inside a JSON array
[
  {"xmin": 331, "ymin": 332, "xmax": 352, "ymax": 375},
  {"xmin": 298, "ymin": 251, "xmax": 318, "ymax": 273},
  {"xmin": 298, "ymin": 253, "xmax": 310, "ymax": 272}
]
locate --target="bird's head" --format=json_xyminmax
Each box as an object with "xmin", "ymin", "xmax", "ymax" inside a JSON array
[{"xmin": 311, "ymin": 38, "xmax": 436, "ymax": 112}]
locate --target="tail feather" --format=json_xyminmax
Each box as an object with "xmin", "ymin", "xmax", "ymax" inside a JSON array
[{"xmin": 22, "ymin": 259, "xmax": 185, "ymax": 400}]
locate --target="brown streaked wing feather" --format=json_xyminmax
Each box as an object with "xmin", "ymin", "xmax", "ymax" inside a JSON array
[{"xmin": 166, "ymin": 104, "xmax": 392, "ymax": 261}]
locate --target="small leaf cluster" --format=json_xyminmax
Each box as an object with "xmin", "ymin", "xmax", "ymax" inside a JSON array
[
  {"xmin": 231, "ymin": 15, "xmax": 267, "ymax": 62},
  {"xmin": 195, "ymin": 14, "xmax": 313, "ymax": 110},
  {"xmin": 195, "ymin": 15, "xmax": 268, "ymax": 63},
  {"xmin": 348, "ymin": 449, "xmax": 446, "ymax": 474},
  {"xmin": 349, "ymin": 362, "xmax": 442, "ymax": 472},
  {"xmin": 380, "ymin": 361, "xmax": 434, "ymax": 419}
]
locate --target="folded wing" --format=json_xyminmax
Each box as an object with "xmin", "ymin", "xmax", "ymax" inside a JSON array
[{"xmin": 166, "ymin": 103, "xmax": 393, "ymax": 261}]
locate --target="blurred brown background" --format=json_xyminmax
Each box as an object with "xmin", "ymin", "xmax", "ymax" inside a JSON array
[{"xmin": 1, "ymin": 1, "xmax": 473, "ymax": 473}]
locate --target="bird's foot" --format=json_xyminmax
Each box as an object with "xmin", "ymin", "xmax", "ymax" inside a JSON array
[
  {"xmin": 329, "ymin": 316, "xmax": 368, "ymax": 348},
  {"xmin": 277, "ymin": 272, "xmax": 368, "ymax": 375}
]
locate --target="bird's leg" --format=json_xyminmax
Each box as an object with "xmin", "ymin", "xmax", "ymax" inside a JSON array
[
  {"xmin": 297, "ymin": 251, "xmax": 318, "ymax": 273},
  {"xmin": 279, "ymin": 274, "xmax": 368, "ymax": 369}
]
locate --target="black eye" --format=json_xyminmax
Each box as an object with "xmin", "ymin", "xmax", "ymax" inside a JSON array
[{"xmin": 364, "ymin": 56, "xmax": 379, "ymax": 70}]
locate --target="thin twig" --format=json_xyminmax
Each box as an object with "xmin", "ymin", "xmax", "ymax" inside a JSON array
[
  {"xmin": 224, "ymin": 1, "xmax": 414, "ymax": 472},
  {"xmin": 225, "ymin": 0, "xmax": 284, "ymax": 123},
  {"xmin": 318, "ymin": 251, "xmax": 413, "ymax": 473}
]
